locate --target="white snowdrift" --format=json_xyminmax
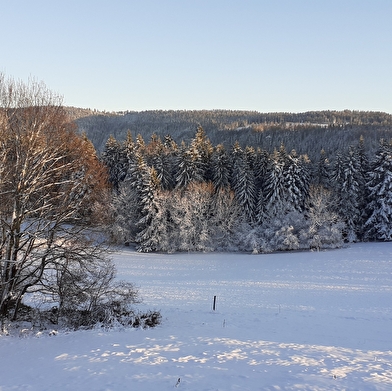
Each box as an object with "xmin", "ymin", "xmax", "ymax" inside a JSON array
[{"xmin": 0, "ymin": 242, "xmax": 392, "ymax": 390}]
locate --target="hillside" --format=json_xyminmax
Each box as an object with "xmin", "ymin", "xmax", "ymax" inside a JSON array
[{"xmin": 71, "ymin": 109, "xmax": 392, "ymax": 161}]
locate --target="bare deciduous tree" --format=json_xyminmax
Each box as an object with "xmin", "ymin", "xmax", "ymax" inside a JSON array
[{"xmin": 0, "ymin": 74, "xmax": 111, "ymax": 322}]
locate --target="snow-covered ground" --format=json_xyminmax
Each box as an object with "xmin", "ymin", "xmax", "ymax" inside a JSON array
[{"xmin": 1, "ymin": 242, "xmax": 392, "ymax": 390}]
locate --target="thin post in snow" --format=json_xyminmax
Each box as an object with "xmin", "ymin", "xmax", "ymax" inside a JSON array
[{"xmin": 213, "ymin": 295, "xmax": 217, "ymax": 311}]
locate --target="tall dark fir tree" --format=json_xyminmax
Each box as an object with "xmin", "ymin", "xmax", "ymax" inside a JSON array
[{"xmin": 364, "ymin": 140, "xmax": 392, "ymax": 241}]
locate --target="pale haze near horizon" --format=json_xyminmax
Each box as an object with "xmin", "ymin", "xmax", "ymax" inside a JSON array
[{"xmin": 2, "ymin": 0, "xmax": 391, "ymax": 114}]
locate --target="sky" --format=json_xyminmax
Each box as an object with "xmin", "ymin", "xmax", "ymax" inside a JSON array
[{"xmin": 1, "ymin": 0, "xmax": 391, "ymax": 113}]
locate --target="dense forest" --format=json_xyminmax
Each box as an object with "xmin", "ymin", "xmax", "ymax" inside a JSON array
[
  {"xmin": 72, "ymin": 109, "xmax": 392, "ymax": 162},
  {"xmin": 97, "ymin": 117, "xmax": 392, "ymax": 253}
]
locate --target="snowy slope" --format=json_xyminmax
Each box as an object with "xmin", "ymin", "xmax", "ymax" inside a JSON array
[{"xmin": 0, "ymin": 242, "xmax": 392, "ymax": 390}]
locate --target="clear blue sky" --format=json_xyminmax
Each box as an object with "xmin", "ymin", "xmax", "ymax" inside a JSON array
[{"xmin": 2, "ymin": 0, "xmax": 391, "ymax": 113}]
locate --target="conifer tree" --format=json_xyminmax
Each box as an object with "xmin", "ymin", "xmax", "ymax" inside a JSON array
[
  {"xmin": 175, "ymin": 141, "xmax": 204, "ymax": 189},
  {"xmin": 356, "ymin": 136, "xmax": 370, "ymax": 238},
  {"xmin": 331, "ymin": 146, "xmax": 362, "ymax": 241},
  {"xmin": 364, "ymin": 140, "xmax": 392, "ymax": 241},
  {"xmin": 254, "ymin": 148, "xmax": 269, "ymax": 191},
  {"xmin": 151, "ymin": 142, "xmax": 175, "ymax": 190},
  {"xmin": 210, "ymin": 144, "xmax": 231, "ymax": 190},
  {"xmin": 190, "ymin": 126, "xmax": 213, "ymax": 181},
  {"xmin": 135, "ymin": 167, "xmax": 165, "ymax": 252},
  {"xmin": 258, "ymin": 149, "xmax": 283, "ymax": 221},
  {"xmin": 230, "ymin": 142, "xmax": 256, "ymax": 222},
  {"xmin": 284, "ymin": 150, "xmax": 310, "ymax": 213},
  {"xmin": 101, "ymin": 135, "xmax": 127, "ymax": 190},
  {"xmin": 313, "ymin": 149, "xmax": 330, "ymax": 188}
]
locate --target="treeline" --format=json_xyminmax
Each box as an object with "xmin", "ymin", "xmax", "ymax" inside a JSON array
[
  {"xmin": 101, "ymin": 126, "xmax": 392, "ymax": 253},
  {"xmin": 75, "ymin": 109, "xmax": 392, "ymax": 162}
]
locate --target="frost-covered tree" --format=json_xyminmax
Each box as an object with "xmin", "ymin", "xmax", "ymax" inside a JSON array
[
  {"xmin": 364, "ymin": 140, "xmax": 392, "ymax": 241},
  {"xmin": 304, "ymin": 185, "xmax": 345, "ymax": 250},
  {"xmin": 258, "ymin": 147, "xmax": 287, "ymax": 221},
  {"xmin": 101, "ymin": 135, "xmax": 127, "ymax": 190},
  {"xmin": 108, "ymin": 181, "xmax": 140, "ymax": 245},
  {"xmin": 189, "ymin": 126, "xmax": 213, "ymax": 181},
  {"xmin": 356, "ymin": 135, "xmax": 370, "ymax": 238},
  {"xmin": 284, "ymin": 150, "xmax": 310, "ymax": 213},
  {"xmin": 151, "ymin": 141, "xmax": 175, "ymax": 190},
  {"xmin": 169, "ymin": 182, "xmax": 214, "ymax": 251},
  {"xmin": 209, "ymin": 187, "xmax": 243, "ymax": 250},
  {"xmin": 210, "ymin": 144, "xmax": 231, "ymax": 190},
  {"xmin": 135, "ymin": 167, "xmax": 166, "ymax": 252},
  {"xmin": 230, "ymin": 142, "xmax": 257, "ymax": 222},
  {"xmin": 331, "ymin": 146, "xmax": 363, "ymax": 242},
  {"xmin": 175, "ymin": 141, "xmax": 204, "ymax": 189},
  {"xmin": 257, "ymin": 146, "xmax": 309, "ymax": 224},
  {"xmin": 313, "ymin": 149, "xmax": 330, "ymax": 188},
  {"xmin": 254, "ymin": 148, "xmax": 269, "ymax": 191},
  {"xmin": 123, "ymin": 130, "xmax": 137, "ymax": 169}
]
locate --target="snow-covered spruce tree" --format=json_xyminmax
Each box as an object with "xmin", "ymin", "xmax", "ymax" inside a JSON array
[
  {"xmin": 0, "ymin": 74, "xmax": 116, "ymax": 322},
  {"xmin": 252, "ymin": 146, "xmax": 310, "ymax": 252},
  {"xmin": 253, "ymin": 149, "xmax": 270, "ymax": 224},
  {"xmin": 189, "ymin": 126, "xmax": 213, "ymax": 182},
  {"xmin": 135, "ymin": 167, "xmax": 169, "ymax": 252},
  {"xmin": 125, "ymin": 152, "xmax": 165, "ymax": 252},
  {"xmin": 210, "ymin": 144, "xmax": 231, "ymax": 190},
  {"xmin": 175, "ymin": 141, "xmax": 204, "ymax": 189},
  {"xmin": 283, "ymin": 150, "xmax": 310, "ymax": 213},
  {"xmin": 107, "ymin": 181, "xmax": 140, "ymax": 245},
  {"xmin": 101, "ymin": 135, "xmax": 127, "ymax": 191},
  {"xmin": 106, "ymin": 145, "xmax": 147, "ymax": 246},
  {"xmin": 356, "ymin": 135, "xmax": 370, "ymax": 239},
  {"xmin": 254, "ymin": 148, "xmax": 270, "ymax": 191},
  {"xmin": 123, "ymin": 130, "xmax": 137, "ymax": 172},
  {"xmin": 258, "ymin": 146, "xmax": 309, "ymax": 222},
  {"xmin": 313, "ymin": 148, "xmax": 331, "ymax": 188},
  {"xmin": 330, "ymin": 146, "xmax": 363, "ymax": 242},
  {"xmin": 230, "ymin": 141, "xmax": 257, "ymax": 222},
  {"xmin": 135, "ymin": 133, "xmax": 146, "ymax": 156},
  {"xmin": 364, "ymin": 139, "xmax": 392, "ymax": 241},
  {"xmin": 150, "ymin": 140, "xmax": 175, "ymax": 190},
  {"xmin": 244, "ymin": 146, "xmax": 257, "ymax": 172},
  {"xmin": 257, "ymin": 147, "xmax": 287, "ymax": 222}
]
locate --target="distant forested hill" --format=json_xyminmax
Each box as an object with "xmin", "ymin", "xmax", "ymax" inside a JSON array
[{"xmin": 69, "ymin": 108, "xmax": 392, "ymax": 161}]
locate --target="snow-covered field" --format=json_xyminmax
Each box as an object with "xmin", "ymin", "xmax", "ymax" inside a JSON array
[{"xmin": 1, "ymin": 242, "xmax": 392, "ymax": 390}]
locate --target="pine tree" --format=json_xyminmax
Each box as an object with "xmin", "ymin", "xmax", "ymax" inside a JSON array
[
  {"xmin": 364, "ymin": 140, "xmax": 392, "ymax": 241},
  {"xmin": 122, "ymin": 131, "xmax": 137, "ymax": 177},
  {"xmin": 135, "ymin": 167, "xmax": 166, "ymax": 252},
  {"xmin": 175, "ymin": 141, "xmax": 204, "ymax": 189},
  {"xmin": 210, "ymin": 144, "xmax": 231, "ymax": 190},
  {"xmin": 230, "ymin": 142, "xmax": 256, "ymax": 222},
  {"xmin": 190, "ymin": 126, "xmax": 213, "ymax": 181},
  {"xmin": 101, "ymin": 135, "xmax": 127, "ymax": 190},
  {"xmin": 356, "ymin": 135, "xmax": 370, "ymax": 239},
  {"xmin": 284, "ymin": 150, "xmax": 310, "ymax": 213},
  {"xmin": 313, "ymin": 149, "xmax": 330, "ymax": 188},
  {"xmin": 254, "ymin": 148, "xmax": 269, "ymax": 191},
  {"xmin": 331, "ymin": 146, "xmax": 362, "ymax": 242},
  {"xmin": 151, "ymin": 140, "xmax": 175, "ymax": 190},
  {"xmin": 258, "ymin": 149, "xmax": 285, "ymax": 221}
]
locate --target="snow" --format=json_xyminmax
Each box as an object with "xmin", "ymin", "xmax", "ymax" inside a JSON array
[{"xmin": 1, "ymin": 242, "xmax": 392, "ymax": 390}]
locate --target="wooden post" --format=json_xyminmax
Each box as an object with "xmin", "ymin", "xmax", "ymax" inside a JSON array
[{"xmin": 213, "ymin": 295, "xmax": 217, "ymax": 311}]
